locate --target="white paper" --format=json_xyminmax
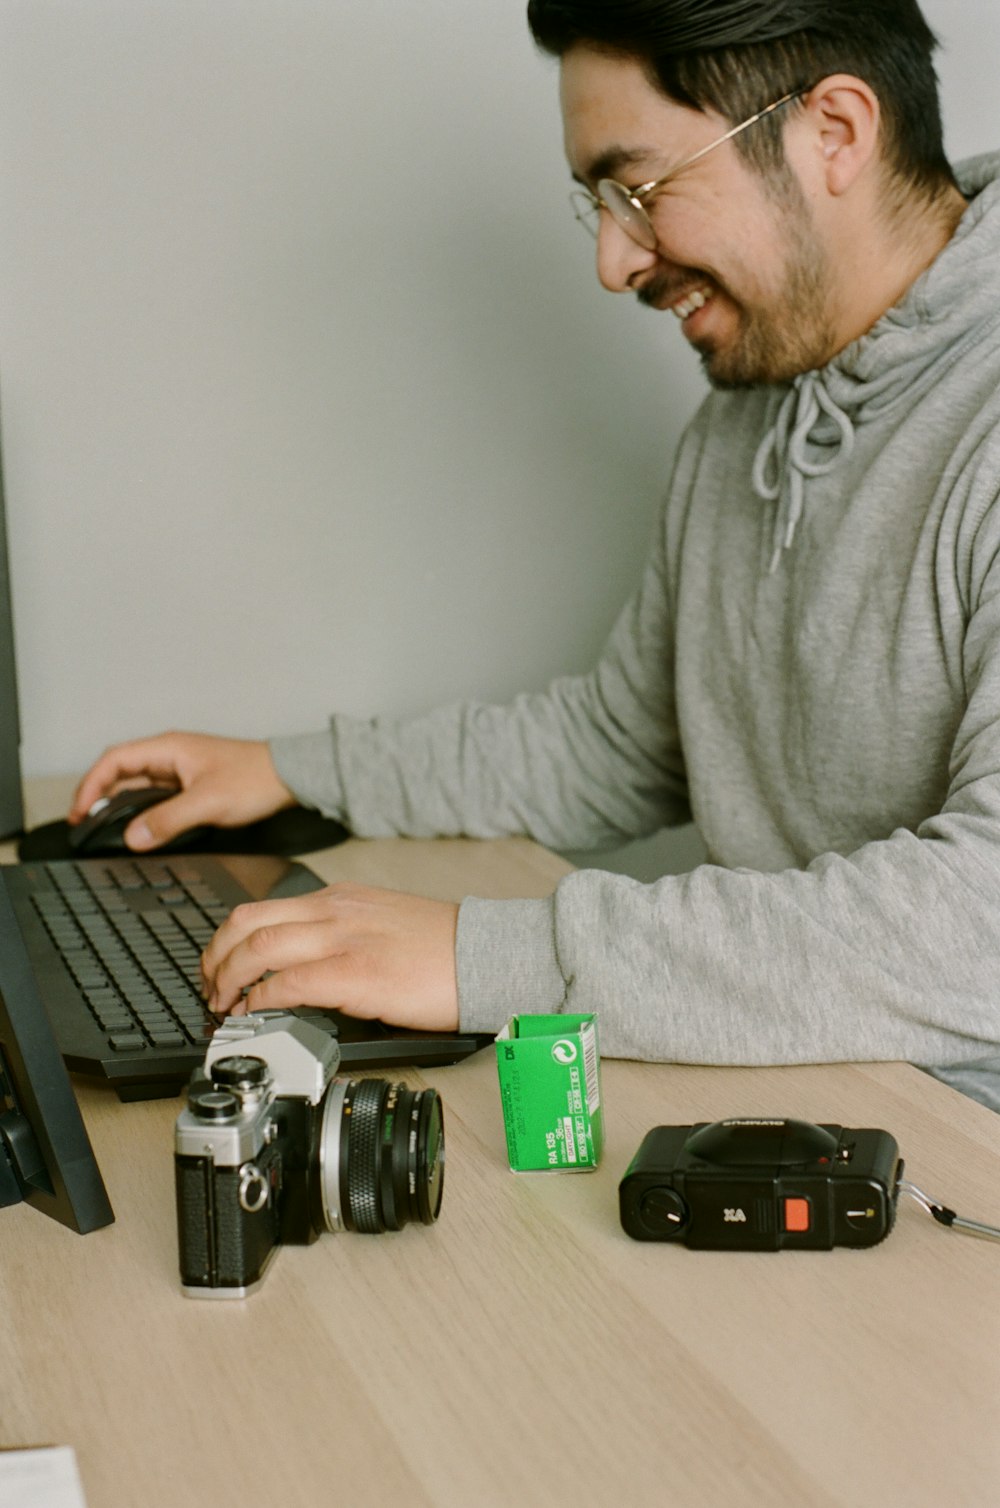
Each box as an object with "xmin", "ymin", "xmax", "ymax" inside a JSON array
[{"xmin": 0, "ymin": 1446, "xmax": 88, "ymax": 1507}]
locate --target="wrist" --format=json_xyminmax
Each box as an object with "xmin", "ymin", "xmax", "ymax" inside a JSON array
[
  {"xmin": 267, "ymin": 730, "xmax": 346, "ymax": 818},
  {"xmin": 455, "ymin": 896, "xmax": 566, "ymax": 1034}
]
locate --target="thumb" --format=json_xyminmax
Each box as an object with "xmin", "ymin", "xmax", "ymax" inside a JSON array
[{"xmin": 124, "ymin": 791, "xmax": 208, "ymax": 851}]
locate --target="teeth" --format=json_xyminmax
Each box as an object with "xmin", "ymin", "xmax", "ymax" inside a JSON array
[{"xmin": 672, "ymin": 287, "xmax": 713, "ymax": 320}]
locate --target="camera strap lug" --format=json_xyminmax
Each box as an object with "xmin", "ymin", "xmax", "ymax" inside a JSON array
[
  {"xmin": 239, "ymin": 1163, "xmax": 271, "ymax": 1214},
  {"xmin": 898, "ymin": 1179, "xmax": 1000, "ymax": 1243}
]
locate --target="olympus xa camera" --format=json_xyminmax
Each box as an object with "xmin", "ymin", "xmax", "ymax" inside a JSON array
[
  {"xmin": 619, "ymin": 1118, "xmax": 902, "ymax": 1250},
  {"xmin": 175, "ymin": 1013, "xmax": 445, "ymax": 1297}
]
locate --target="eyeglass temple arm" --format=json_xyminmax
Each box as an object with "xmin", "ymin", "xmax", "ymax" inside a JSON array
[{"xmin": 630, "ymin": 86, "xmax": 810, "ymax": 202}]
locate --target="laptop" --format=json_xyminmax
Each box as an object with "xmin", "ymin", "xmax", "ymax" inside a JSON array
[{"xmin": 0, "ymin": 850, "xmax": 493, "ymax": 1101}]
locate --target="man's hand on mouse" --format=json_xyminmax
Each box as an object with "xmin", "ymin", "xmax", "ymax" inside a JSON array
[
  {"xmin": 69, "ymin": 732, "xmax": 296, "ymax": 851},
  {"xmin": 200, "ymin": 882, "xmax": 461, "ymax": 1032}
]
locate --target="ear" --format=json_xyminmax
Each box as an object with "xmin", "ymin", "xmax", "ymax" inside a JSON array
[{"xmin": 800, "ymin": 74, "xmax": 881, "ymax": 196}]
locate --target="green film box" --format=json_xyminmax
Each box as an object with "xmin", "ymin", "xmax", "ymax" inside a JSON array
[{"xmin": 495, "ymin": 1013, "xmax": 604, "ymax": 1171}]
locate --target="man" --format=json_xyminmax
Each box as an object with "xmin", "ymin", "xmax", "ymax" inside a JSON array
[{"xmin": 70, "ymin": 0, "xmax": 1000, "ymax": 1108}]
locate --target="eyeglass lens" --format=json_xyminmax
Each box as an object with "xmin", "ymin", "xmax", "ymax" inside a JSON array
[
  {"xmin": 568, "ymin": 183, "xmax": 658, "ymax": 252},
  {"xmin": 570, "ymin": 190, "xmax": 600, "ymax": 237},
  {"xmin": 598, "ymin": 180, "xmax": 657, "ymax": 250}
]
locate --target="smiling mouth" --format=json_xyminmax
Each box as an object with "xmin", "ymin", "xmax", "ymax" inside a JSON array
[{"xmin": 671, "ymin": 285, "xmax": 714, "ymax": 320}]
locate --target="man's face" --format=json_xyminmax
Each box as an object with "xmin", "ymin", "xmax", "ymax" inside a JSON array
[{"xmin": 559, "ymin": 46, "xmax": 837, "ymax": 387}]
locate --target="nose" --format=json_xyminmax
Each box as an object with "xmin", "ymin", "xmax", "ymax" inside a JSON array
[{"xmin": 595, "ymin": 210, "xmax": 659, "ymax": 292}]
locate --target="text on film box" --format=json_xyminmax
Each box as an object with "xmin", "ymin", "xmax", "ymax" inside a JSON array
[{"xmin": 495, "ymin": 1013, "xmax": 604, "ymax": 1171}]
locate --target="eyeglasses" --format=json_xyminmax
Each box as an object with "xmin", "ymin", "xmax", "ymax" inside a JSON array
[{"xmin": 570, "ymin": 87, "xmax": 808, "ymax": 251}]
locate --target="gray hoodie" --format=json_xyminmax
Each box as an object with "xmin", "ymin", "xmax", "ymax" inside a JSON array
[{"xmin": 271, "ymin": 152, "xmax": 1000, "ymax": 1110}]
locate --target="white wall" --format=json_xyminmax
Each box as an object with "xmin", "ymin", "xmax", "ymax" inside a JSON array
[{"xmin": 0, "ymin": 1, "xmax": 995, "ymax": 878}]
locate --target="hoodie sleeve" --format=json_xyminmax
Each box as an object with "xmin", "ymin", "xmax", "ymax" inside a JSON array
[
  {"xmin": 458, "ymin": 480, "xmax": 1000, "ymax": 1083},
  {"xmin": 269, "ymin": 519, "xmax": 692, "ymax": 854}
]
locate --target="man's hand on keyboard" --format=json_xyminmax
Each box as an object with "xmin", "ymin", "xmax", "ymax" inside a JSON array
[
  {"xmin": 69, "ymin": 732, "xmax": 296, "ymax": 851},
  {"xmin": 200, "ymin": 882, "xmax": 461, "ymax": 1033}
]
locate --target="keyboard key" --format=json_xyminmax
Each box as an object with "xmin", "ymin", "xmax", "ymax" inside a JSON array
[
  {"xmin": 149, "ymin": 1030, "xmax": 185, "ymax": 1048},
  {"xmin": 171, "ymin": 906, "xmax": 210, "ymax": 932},
  {"xmin": 109, "ymin": 1033, "xmax": 146, "ymax": 1051},
  {"xmin": 176, "ymin": 1008, "xmax": 212, "ymax": 1029},
  {"xmin": 99, "ymin": 1014, "xmax": 135, "ymax": 1034},
  {"xmin": 85, "ymin": 985, "xmax": 125, "ymax": 1009},
  {"xmin": 73, "ymin": 968, "xmax": 110, "ymax": 990},
  {"xmin": 144, "ymin": 911, "xmax": 179, "ymax": 932},
  {"xmin": 173, "ymin": 988, "xmax": 207, "ymax": 1007},
  {"xmin": 136, "ymin": 1011, "xmax": 174, "ymax": 1031}
]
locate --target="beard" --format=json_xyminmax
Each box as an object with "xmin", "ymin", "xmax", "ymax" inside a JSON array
[{"xmin": 639, "ymin": 188, "xmax": 837, "ymax": 388}]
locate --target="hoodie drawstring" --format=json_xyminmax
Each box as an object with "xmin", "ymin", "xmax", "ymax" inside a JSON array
[{"xmin": 752, "ymin": 372, "xmax": 856, "ymax": 573}]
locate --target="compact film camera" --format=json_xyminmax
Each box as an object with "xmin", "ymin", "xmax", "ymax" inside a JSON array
[
  {"xmin": 174, "ymin": 1013, "xmax": 445, "ymax": 1297},
  {"xmin": 619, "ymin": 1118, "xmax": 902, "ymax": 1250}
]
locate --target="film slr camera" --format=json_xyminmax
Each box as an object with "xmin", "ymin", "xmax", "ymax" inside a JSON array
[
  {"xmin": 175, "ymin": 1014, "xmax": 444, "ymax": 1297},
  {"xmin": 619, "ymin": 1118, "xmax": 902, "ymax": 1250}
]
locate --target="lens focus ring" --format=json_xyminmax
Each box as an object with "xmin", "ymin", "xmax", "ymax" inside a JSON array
[
  {"xmin": 345, "ymin": 1080, "xmax": 386, "ymax": 1233},
  {"xmin": 316, "ymin": 1076, "xmax": 445, "ymax": 1235}
]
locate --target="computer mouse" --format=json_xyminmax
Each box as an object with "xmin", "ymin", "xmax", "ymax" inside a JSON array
[
  {"xmin": 68, "ymin": 784, "xmax": 197, "ymax": 856},
  {"xmin": 21, "ymin": 797, "xmax": 349, "ymax": 863}
]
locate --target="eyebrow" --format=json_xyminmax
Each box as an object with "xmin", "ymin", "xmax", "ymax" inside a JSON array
[{"xmin": 571, "ymin": 144, "xmax": 658, "ymax": 187}]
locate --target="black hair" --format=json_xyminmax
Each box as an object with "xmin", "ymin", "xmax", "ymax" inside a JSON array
[{"xmin": 526, "ymin": 1, "xmax": 956, "ymax": 197}]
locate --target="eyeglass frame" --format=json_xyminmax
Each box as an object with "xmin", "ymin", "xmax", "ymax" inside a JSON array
[{"xmin": 570, "ymin": 85, "xmax": 811, "ymax": 250}]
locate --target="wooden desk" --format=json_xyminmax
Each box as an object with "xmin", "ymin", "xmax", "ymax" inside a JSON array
[{"xmin": 2, "ymin": 781, "xmax": 999, "ymax": 1507}]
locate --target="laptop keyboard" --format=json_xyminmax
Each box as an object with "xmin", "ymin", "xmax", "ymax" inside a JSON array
[{"xmin": 31, "ymin": 858, "xmax": 230, "ymax": 1052}]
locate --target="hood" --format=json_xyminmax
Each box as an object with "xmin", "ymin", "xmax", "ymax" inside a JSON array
[{"xmin": 752, "ymin": 150, "xmax": 1000, "ymax": 572}]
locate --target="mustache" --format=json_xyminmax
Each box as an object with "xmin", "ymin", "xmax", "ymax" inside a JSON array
[{"xmin": 636, "ymin": 270, "xmax": 713, "ymax": 310}]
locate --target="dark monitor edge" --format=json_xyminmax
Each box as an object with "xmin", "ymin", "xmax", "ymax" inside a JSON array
[
  {"xmin": 0, "ymin": 400, "xmax": 108, "ymax": 1233},
  {"xmin": 0, "ymin": 390, "xmax": 25, "ymax": 840},
  {"xmin": 0, "ymin": 881, "xmax": 114, "ymax": 1233}
]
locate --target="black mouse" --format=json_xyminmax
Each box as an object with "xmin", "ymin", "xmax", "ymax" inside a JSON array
[
  {"xmin": 21, "ymin": 796, "xmax": 349, "ymax": 862},
  {"xmin": 68, "ymin": 785, "xmax": 201, "ymax": 856}
]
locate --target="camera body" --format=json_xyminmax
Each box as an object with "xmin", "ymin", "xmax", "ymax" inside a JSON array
[
  {"xmin": 175, "ymin": 1013, "xmax": 444, "ymax": 1297},
  {"xmin": 619, "ymin": 1118, "xmax": 902, "ymax": 1250}
]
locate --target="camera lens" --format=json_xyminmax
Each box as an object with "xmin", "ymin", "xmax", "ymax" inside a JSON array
[{"xmin": 316, "ymin": 1078, "xmax": 445, "ymax": 1234}]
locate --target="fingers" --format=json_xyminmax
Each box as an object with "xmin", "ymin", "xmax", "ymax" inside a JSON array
[
  {"xmin": 123, "ymin": 789, "xmax": 210, "ymax": 851},
  {"xmin": 201, "ymin": 884, "xmax": 461, "ymax": 1034},
  {"xmin": 201, "ymin": 892, "xmax": 336, "ymax": 993},
  {"xmin": 70, "ymin": 733, "xmax": 297, "ymax": 839},
  {"xmin": 69, "ymin": 735, "xmax": 185, "ymax": 823},
  {"xmin": 234, "ymin": 957, "xmax": 371, "ymax": 1016},
  {"xmin": 206, "ymin": 915, "xmax": 348, "ymax": 1016},
  {"xmin": 67, "ymin": 733, "xmax": 207, "ymax": 851}
]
